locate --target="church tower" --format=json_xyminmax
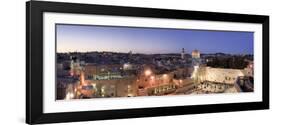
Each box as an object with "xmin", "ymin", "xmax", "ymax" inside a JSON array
[{"xmin": 181, "ymin": 48, "xmax": 185, "ymax": 59}]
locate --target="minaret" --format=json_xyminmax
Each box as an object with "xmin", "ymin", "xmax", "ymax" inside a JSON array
[
  {"xmin": 69, "ymin": 56, "xmax": 74, "ymax": 76},
  {"xmin": 128, "ymin": 50, "xmax": 132, "ymax": 59},
  {"xmin": 181, "ymin": 48, "xmax": 185, "ymax": 59}
]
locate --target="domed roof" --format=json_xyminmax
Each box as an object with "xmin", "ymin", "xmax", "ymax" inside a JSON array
[
  {"xmin": 192, "ymin": 49, "xmax": 200, "ymax": 58},
  {"xmin": 192, "ymin": 49, "xmax": 200, "ymax": 53}
]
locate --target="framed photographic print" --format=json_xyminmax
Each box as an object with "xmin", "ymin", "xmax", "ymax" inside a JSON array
[{"xmin": 26, "ymin": 1, "xmax": 269, "ymax": 124}]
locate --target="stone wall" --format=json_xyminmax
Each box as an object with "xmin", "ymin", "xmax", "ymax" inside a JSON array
[
  {"xmin": 196, "ymin": 67, "xmax": 245, "ymax": 84},
  {"xmin": 92, "ymin": 77, "xmax": 137, "ymax": 97}
]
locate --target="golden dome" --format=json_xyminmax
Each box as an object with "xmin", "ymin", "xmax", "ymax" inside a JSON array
[{"xmin": 192, "ymin": 49, "xmax": 200, "ymax": 58}]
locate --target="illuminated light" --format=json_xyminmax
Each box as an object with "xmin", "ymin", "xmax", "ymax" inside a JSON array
[
  {"xmin": 70, "ymin": 93, "xmax": 74, "ymax": 98},
  {"xmin": 101, "ymin": 86, "xmax": 106, "ymax": 97},
  {"xmin": 65, "ymin": 94, "xmax": 69, "ymax": 100},
  {"xmin": 179, "ymin": 80, "xmax": 183, "ymax": 83},
  {"xmin": 145, "ymin": 69, "xmax": 152, "ymax": 76},
  {"xmin": 163, "ymin": 74, "xmax": 168, "ymax": 78},
  {"xmin": 65, "ymin": 92, "xmax": 74, "ymax": 100},
  {"xmin": 123, "ymin": 63, "xmax": 132, "ymax": 70},
  {"xmin": 249, "ymin": 64, "xmax": 253, "ymax": 68},
  {"xmin": 69, "ymin": 71, "xmax": 74, "ymax": 76},
  {"xmin": 150, "ymin": 76, "xmax": 155, "ymax": 80},
  {"xmin": 92, "ymin": 83, "xmax": 96, "ymax": 88},
  {"xmin": 101, "ymin": 86, "xmax": 105, "ymax": 92}
]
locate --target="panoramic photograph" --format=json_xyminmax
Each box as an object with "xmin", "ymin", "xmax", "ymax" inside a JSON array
[{"xmin": 55, "ymin": 24, "xmax": 254, "ymax": 100}]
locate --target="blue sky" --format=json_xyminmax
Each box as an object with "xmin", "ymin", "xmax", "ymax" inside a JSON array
[{"xmin": 56, "ymin": 24, "xmax": 253, "ymax": 54}]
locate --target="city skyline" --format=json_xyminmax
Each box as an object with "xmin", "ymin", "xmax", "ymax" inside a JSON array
[{"xmin": 56, "ymin": 24, "xmax": 254, "ymax": 54}]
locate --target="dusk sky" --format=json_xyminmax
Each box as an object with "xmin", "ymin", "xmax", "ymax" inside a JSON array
[{"xmin": 56, "ymin": 24, "xmax": 253, "ymax": 54}]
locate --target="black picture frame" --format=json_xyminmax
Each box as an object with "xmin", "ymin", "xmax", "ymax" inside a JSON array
[{"xmin": 26, "ymin": 1, "xmax": 269, "ymax": 124}]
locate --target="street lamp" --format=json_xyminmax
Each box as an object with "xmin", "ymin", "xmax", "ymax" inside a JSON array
[{"xmin": 145, "ymin": 69, "xmax": 152, "ymax": 76}]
